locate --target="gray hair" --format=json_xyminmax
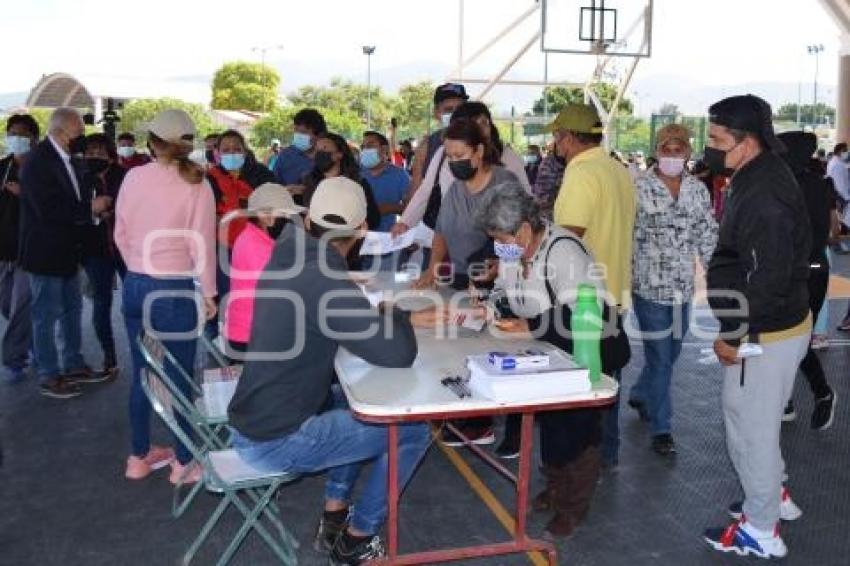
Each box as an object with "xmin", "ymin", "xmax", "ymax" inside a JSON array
[
  {"xmin": 48, "ymin": 107, "xmax": 82, "ymax": 135},
  {"xmin": 474, "ymin": 181, "xmax": 545, "ymax": 235}
]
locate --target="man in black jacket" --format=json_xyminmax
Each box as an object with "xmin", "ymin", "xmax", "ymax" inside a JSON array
[
  {"xmin": 228, "ymin": 177, "xmax": 446, "ymax": 565},
  {"xmin": 702, "ymin": 95, "xmax": 812, "ymax": 560},
  {"xmin": 18, "ymin": 107, "xmax": 112, "ymax": 399},
  {"xmin": 0, "ymin": 114, "xmax": 38, "ymax": 382}
]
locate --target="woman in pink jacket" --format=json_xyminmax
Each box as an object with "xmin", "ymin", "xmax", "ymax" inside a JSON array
[
  {"xmin": 224, "ymin": 183, "xmax": 304, "ymax": 354},
  {"xmin": 115, "ymin": 109, "xmax": 217, "ymax": 484}
]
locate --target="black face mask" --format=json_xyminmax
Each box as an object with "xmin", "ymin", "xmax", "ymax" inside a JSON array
[
  {"xmin": 205, "ymin": 149, "xmax": 216, "ymax": 164},
  {"xmin": 555, "ymin": 155, "xmax": 567, "ymax": 166},
  {"xmin": 267, "ymin": 217, "xmax": 287, "ymax": 240},
  {"xmin": 68, "ymin": 134, "xmax": 86, "ymax": 155},
  {"xmin": 85, "ymin": 157, "xmax": 109, "ymax": 175},
  {"xmin": 314, "ymin": 150, "xmax": 336, "ymax": 173},
  {"xmin": 703, "ymin": 146, "xmax": 735, "ymax": 176},
  {"xmin": 449, "ymin": 159, "xmax": 477, "ymax": 181}
]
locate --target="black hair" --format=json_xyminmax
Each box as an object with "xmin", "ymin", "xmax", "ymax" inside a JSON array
[
  {"xmin": 204, "ymin": 133, "xmax": 221, "ymax": 144},
  {"xmin": 569, "ymin": 131, "xmax": 604, "ymax": 145},
  {"xmin": 444, "ymin": 118, "xmax": 502, "ymax": 166},
  {"xmin": 117, "ymin": 132, "xmax": 135, "ymax": 143},
  {"xmin": 84, "ymin": 133, "xmax": 118, "ymax": 161},
  {"xmin": 218, "ymin": 129, "xmax": 247, "ymax": 150},
  {"xmin": 450, "ymin": 101, "xmax": 504, "ymax": 155},
  {"xmin": 6, "ymin": 114, "xmax": 39, "ymax": 138},
  {"xmin": 319, "ymin": 132, "xmax": 360, "ymax": 180},
  {"xmin": 363, "ymin": 130, "xmax": 389, "ymax": 147},
  {"xmin": 833, "ymin": 142, "xmax": 848, "ymax": 154},
  {"xmin": 294, "ymin": 108, "xmax": 327, "ymax": 135}
]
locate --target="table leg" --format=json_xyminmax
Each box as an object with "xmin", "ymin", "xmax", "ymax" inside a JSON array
[
  {"xmin": 515, "ymin": 412, "xmax": 534, "ymax": 540},
  {"xmin": 388, "ymin": 422, "xmax": 399, "ymax": 558}
]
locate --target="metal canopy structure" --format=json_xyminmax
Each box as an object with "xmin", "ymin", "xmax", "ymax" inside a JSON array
[{"xmin": 819, "ymin": 0, "xmax": 850, "ymax": 137}]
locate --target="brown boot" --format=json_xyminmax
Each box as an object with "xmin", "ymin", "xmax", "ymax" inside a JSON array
[
  {"xmin": 531, "ymin": 465, "xmax": 560, "ymax": 512},
  {"xmin": 544, "ymin": 446, "xmax": 602, "ymax": 539}
]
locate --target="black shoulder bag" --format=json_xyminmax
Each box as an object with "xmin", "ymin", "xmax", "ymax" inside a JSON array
[{"xmin": 422, "ymin": 151, "xmax": 448, "ymax": 229}]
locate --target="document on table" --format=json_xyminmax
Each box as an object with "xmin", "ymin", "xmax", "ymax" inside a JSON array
[{"xmin": 360, "ymin": 223, "xmax": 434, "ymax": 255}]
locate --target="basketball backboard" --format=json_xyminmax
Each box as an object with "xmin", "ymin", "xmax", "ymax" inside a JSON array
[{"xmin": 541, "ymin": 0, "xmax": 653, "ymax": 58}]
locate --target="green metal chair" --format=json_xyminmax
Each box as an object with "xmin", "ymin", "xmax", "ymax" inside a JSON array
[{"xmin": 141, "ymin": 365, "xmax": 300, "ymax": 565}]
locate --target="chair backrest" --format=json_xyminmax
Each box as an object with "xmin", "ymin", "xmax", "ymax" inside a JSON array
[
  {"xmin": 138, "ymin": 331, "xmax": 202, "ymax": 397},
  {"xmin": 199, "ymin": 333, "xmax": 230, "ymax": 368},
  {"xmin": 140, "ymin": 367, "xmax": 207, "ymax": 464}
]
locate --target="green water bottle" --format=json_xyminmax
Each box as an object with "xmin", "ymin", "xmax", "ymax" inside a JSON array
[{"xmin": 571, "ymin": 284, "xmax": 603, "ymax": 383}]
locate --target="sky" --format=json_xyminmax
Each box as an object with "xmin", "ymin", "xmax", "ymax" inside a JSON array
[{"xmin": 1, "ymin": 0, "xmax": 843, "ymax": 116}]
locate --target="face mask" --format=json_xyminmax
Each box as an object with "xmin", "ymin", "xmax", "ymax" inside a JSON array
[
  {"xmin": 494, "ymin": 241, "xmax": 525, "ymax": 262},
  {"xmin": 359, "ymin": 148, "xmax": 381, "ymax": 169},
  {"xmin": 555, "ymin": 154, "xmax": 567, "ymax": 166},
  {"xmin": 205, "ymin": 149, "xmax": 217, "ymax": 164},
  {"xmin": 314, "ymin": 150, "xmax": 335, "ymax": 173},
  {"xmin": 657, "ymin": 157, "xmax": 686, "ymax": 177},
  {"xmin": 5, "ymin": 135, "xmax": 30, "ymax": 155},
  {"xmin": 68, "ymin": 133, "xmax": 86, "ymax": 155},
  {"xmin": 117, "ymin": 146, "xmax": 135, "ymax": 159},
  {"xmin": 293, "ymin": 132, "xmax": 312, "ymax": 152},
  {"xmin": 220, "ymin": 152, "xmax": 245, "ymax": 171},
  {"xmin": 841, "ymin": 151, "xmax": 849, "ymax": 161},
  {"xmin": 703, "ymin": 146, "xmax": 735, "ymax": 176},
  {"xmin": 524, "ymin": 155, "xmax": 539, "ymax": 165},
  {"xmin": 267, "ymin": 217, "xmax": 287, "ymax": 240},
  {"xmin": 441, "ymin": 113, "xmax": 452, "ymax": 128},
  {"xmin": 449, "ymin": 158, "xmax": 477, "ymax": 181},
  {"xmin": 85, "ymin": 157, "xmax": 109, "ymax": 175}
]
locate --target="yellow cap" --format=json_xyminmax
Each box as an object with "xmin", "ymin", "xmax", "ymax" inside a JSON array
[{"xmin": 544, "ymin": 103, "xmax": 604, "ymax": 134}]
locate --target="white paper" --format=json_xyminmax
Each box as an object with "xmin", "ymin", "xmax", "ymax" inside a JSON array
[{"xmin": 359, "ymin": 223, "xmax": 434, "ymax": 256}]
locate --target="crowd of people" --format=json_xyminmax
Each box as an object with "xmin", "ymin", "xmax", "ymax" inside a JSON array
[{"xmin": 0, "ymin": 81, "xmax": 844, "ymax": 563}]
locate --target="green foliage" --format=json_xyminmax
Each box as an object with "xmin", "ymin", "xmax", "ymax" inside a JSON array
[
  {"xmin": 250, "ymin": 106, "xmax": 297, "ymax": 148},
  {"xmin": 774, "ymin": 102, "xmax": 835, "ymax": 125},
  {"xmin": 390, "ymin": 80, "xmax": 435, "ymax": 139},
  {"xmin": 656, "ymin": 102, "xmax": 680, "ymax": 117},
  {"xmin": 288, "ymin": 77, "xmax": 394, "ymax": 133},
  {"xmin": 609, "ymin": 116, "xmax": 651, "ymax": 155},
  {"xmin": 211, "ymin": 61, "xmax": 281, "ymax": 112},
  {"xmin": 28, "ymin": 108, "xmax": 52, "ymax": 139},
  {"xmin": 119, "ymin": 98, "xmax": 217, "ymax": 144},
  {"xmin": 532, "ymin": 84, "xmax": 633, "ymax": 116}
]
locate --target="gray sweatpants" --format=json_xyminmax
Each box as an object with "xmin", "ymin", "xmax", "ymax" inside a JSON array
[
  {"xmin": 0, "ymin": 261, "xmax": 31, "ymax": 369},
  {"xmin": 722, "ymin": 331, "xmax": 810, "ymax": 532}
]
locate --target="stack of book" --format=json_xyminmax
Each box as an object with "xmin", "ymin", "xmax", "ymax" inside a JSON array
[{"xmin": 466, "ymin": 349, "xmax": 590, "ymax": 402}]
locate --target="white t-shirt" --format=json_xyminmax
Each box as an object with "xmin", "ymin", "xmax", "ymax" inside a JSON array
[{"xmin": 826, "ymin": 155, "xmax": 850, "ymax": 226}]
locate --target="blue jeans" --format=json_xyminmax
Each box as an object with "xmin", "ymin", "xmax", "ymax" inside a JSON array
[
  {"xmin": 83, "ymin": 256, "xmax": 123, "ymax": 365},
  {"xmin": 0, "ymin": 261, "xmax": 32, "ymax": 370},
  {"xmin": 122, "ymin": 272, "xmax": 199, "ymax": 464},
  {"xmin": 602, "ymin": 369, "xmax": 621, "ymax": 466},
  {"xmin": 231, "ymin": 387, "xmax": 431, "ymax": 535},
  {"xmin": 629, "ymin": 295, "xmax": 691, "ymax": 436},
  {"xmin": 28, "ymin": 273, "xmax": 84, "ymax": 382}
]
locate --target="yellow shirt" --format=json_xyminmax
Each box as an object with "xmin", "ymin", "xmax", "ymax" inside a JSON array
[{"xmin": 553, "ymin": 146, "xmax": 637, "ymax": 307}]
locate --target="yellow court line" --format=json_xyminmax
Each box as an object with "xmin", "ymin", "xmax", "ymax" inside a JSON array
[{"xmin": 436, "ymin": 440, "xmax": 549, "ymax": 566}]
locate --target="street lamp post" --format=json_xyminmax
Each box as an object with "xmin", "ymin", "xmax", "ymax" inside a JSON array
[
  {"xmin": 362, "ymin": 46, "xmax": 376, "ymax": 129},
  {"xmin": 252, "ymin": 44, "xmax": 284, "ymax": 112},
  {"xmin": 807, "ymin": 44, "xmax": 824, "ymax": 127}
]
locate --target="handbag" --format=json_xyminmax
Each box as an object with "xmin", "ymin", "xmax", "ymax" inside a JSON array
[{"xmin": 422, "ymin": 152, "xmax": 448, "ymax": 229}]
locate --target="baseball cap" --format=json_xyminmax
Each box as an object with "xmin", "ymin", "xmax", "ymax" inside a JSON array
[
  {"xmin": 148, "ymin": 109, "xmax": 196, "ymax": 145},
  {"xmin": 708, "ymin": 94, "xmax": 785, "ymax": 153},
  {"xmin": 308, "ymin": 177, "xmax": 368, "ymax": 231},
  {"xmin": 434, "ymin": 83, "xmax": 469, "ymax": 105},
  {"xmin": 544, "ymin": 103, "xmax": 604, "ymax": 134},
  {"xmin": 247, "ymin": 183, "xmax": 305, "ymax": 216},
  {"xmin": 656, "ymin": 123, "xmax": 692, "ymax": 150}
]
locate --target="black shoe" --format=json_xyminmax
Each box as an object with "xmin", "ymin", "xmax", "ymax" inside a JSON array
[
  {"xmin": 782, "ymin": 400, "xmax": 796, "ymax": 422},
  {"xmin": 64, "ymin": 366, "xmax": 113, "ymax": 385},
  {"xmin": 651, "ymin": 433, "xmax": 676, "ymax": 456},
  {"xmin": 495, "ymin": 435, "xmax": 520, "ymax": 459},
  {"xmin": 812, "ymin": 390, "xmax": 837, "ymax": 431},
  {"xmin": 627, "ymin": 398, "xmax": 650, "ymax": 422},
  {"xmin": 329, "ymin": 531, "xmax": 385, "ymax": 565},
  {"xmin": 314, "ymin": 509, "xmax": 349, "ymax": 554}
]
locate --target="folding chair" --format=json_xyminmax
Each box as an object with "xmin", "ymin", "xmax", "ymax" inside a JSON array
[
  {"xmin": 141, "ymin": 367, "xmax": 300, "ymax": 566},
  {"xmin": 138, "ymin": 332, "xmax": 235, "ymax": 517}
]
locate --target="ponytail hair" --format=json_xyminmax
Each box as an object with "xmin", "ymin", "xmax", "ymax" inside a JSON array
[
  {"xmin": 148, "ymin": 132, "xmax": 204, "ymax": 185},
  {"xmin": 444, "ymin": 118, "xmax": 501, "ymax": 166}
]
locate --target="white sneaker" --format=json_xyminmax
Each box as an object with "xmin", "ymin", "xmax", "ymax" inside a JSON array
[
  {"xmin": 728, "ymin": 486, "xmax": 802, "ymax": 522},
  {"xmin": 704, "ymin": 519, "xmax": 787, "ymax": 559}
]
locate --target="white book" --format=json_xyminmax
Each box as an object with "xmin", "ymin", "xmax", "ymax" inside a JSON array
[{"xmin": 466, "ymin": 349, "xmax": 590, "ymax": 402}]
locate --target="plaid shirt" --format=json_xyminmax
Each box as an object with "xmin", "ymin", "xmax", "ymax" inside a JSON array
[
  {"xmin": 632, "ymin": 169, "xmax": 718, "ymax": 304},
  {"xmin": 531, "ymin": 153, "xmax": 566, "ymax": 218}
]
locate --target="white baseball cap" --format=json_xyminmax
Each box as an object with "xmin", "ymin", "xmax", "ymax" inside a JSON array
[
  {"xmin": 308, "ymin": 177, "xmax": 368, "ymax": 231},
  {"xmin": 148, "ymin": 109, "xmax": 196, "ymax": 145},
  {"xmin": 248, "ymin": 183, "xmax": 305, "ymax": 216}
]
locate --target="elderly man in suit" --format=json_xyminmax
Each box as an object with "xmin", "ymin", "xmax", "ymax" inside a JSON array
[{"xmin": 19, "ymin": 107, "xmax": 113, "ymax": 399}]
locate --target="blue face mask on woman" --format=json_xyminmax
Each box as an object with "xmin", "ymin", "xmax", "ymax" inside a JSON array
[
  {"xmin": 292, "ymin": 132, "xmax": 312, "ymax": 152},
  {"xmin": 5, "ymin": 135, "xmax": 30, "ymax": 155},
  {"xmin": 359, "ymin": 148, "xmax": 381, "ymax": 169},
  {"xmin": 220, "ymin": 153, "xmax": 245, "ymax": 171},
  {"xmin": 494, "ymin": 241, "xmax": 525, "ymax": 262}
]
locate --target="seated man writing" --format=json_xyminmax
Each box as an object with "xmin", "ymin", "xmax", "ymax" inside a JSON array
[{"xmin": 228, "ymin": 176, "xmax": 447, "ymax": 565}]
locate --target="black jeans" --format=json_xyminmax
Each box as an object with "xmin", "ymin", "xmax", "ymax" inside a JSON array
[{"xmin": 800, "ymin": 267, "xmax": 831, "ymax": 399}]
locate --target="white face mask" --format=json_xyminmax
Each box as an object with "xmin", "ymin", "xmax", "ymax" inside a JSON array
[
  {"xmin": 5, "ymin": 135, "xmax": 30, "ymax": 155},
  {"xmin": 440, "ymin": 113, "xmax": 452, "ymax": 128},
  {"xmin": 658, "ymin": 156, "xmax": 686, "ymax": 177},
  {"xmin": 117, "ymin": 146, "xmax": 135, "ymax": 158}
]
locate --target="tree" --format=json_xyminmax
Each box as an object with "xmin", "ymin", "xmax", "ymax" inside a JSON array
[
  {"xmin": 211, "ymin": 61, "xmax": 281, "ymax": 112},
  {"xmin": 656, "ymin": 102, "xmax": 680, "ymax": 116},
  {"xmin": 288, "ymin": 77, "xmax": 394, "ymax": 132},
  {"xmin": 390, "ymin": 80, "xmax": 435, "ymax": 139},
  {"xmin": 120, "ymin": 98, "xmax": 217, "ymax": 142},
  {"xmin": 774, "ymin": 102, "xmax": 836, "ymax": 125},
  {"xmin": 250, "ymin": 104, "xmax": 364, "ymax": 148},
  {"xmin": 531, "ymin": 83, "xmax": 633, "ymax": 116}
]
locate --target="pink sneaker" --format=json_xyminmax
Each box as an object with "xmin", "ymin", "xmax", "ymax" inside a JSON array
[
  {"xmin": 125, "ymin": 446, "xmax": 175, "ymax": 480},
  {"xmin": 169, "ymin": 460, "xmax": 203, "ymax": 485}
]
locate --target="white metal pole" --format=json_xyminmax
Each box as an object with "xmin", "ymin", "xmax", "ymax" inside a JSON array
[
  {"xmin": 367, "ymin": 53, "xmax": 372, "ymax": 129},
  {"xmin": 477, "ymin": 33, "xmax": 540, "ymax": 100},
  {"xmin": 458, "ymin": 0, "xmax": 465, "ymax": 81}
]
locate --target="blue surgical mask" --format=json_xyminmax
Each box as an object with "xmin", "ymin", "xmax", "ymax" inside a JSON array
[
  {"xmin": 494, "ymin": 241, "xmax": 525, "ymax": 262},
  {"xmin": 441, "ymin": 113, "xmax": 452, "ymax": 128},
  {"xmin": 292, "ymin": 132, "xmax": 312, "ymax": 152},
  {"xmin": 360, "ymin": 148, "xmax": 381, "ymax": 169},
  {"xmin": 5, "ymin": 135, "xmax": 30, "ymax": 155},
  {"xmin": 220, "ymin": 153, "xmax": 245, "ymax": 171}
]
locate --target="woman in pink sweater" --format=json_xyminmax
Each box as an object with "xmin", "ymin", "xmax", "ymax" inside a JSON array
[
  {"xmin": 115, "ymin": 109, "xmax": 217, "ymax": 484},
  {"xmin": 225, "ymin": 182, "xmax": 304, "ymax": 354}
]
